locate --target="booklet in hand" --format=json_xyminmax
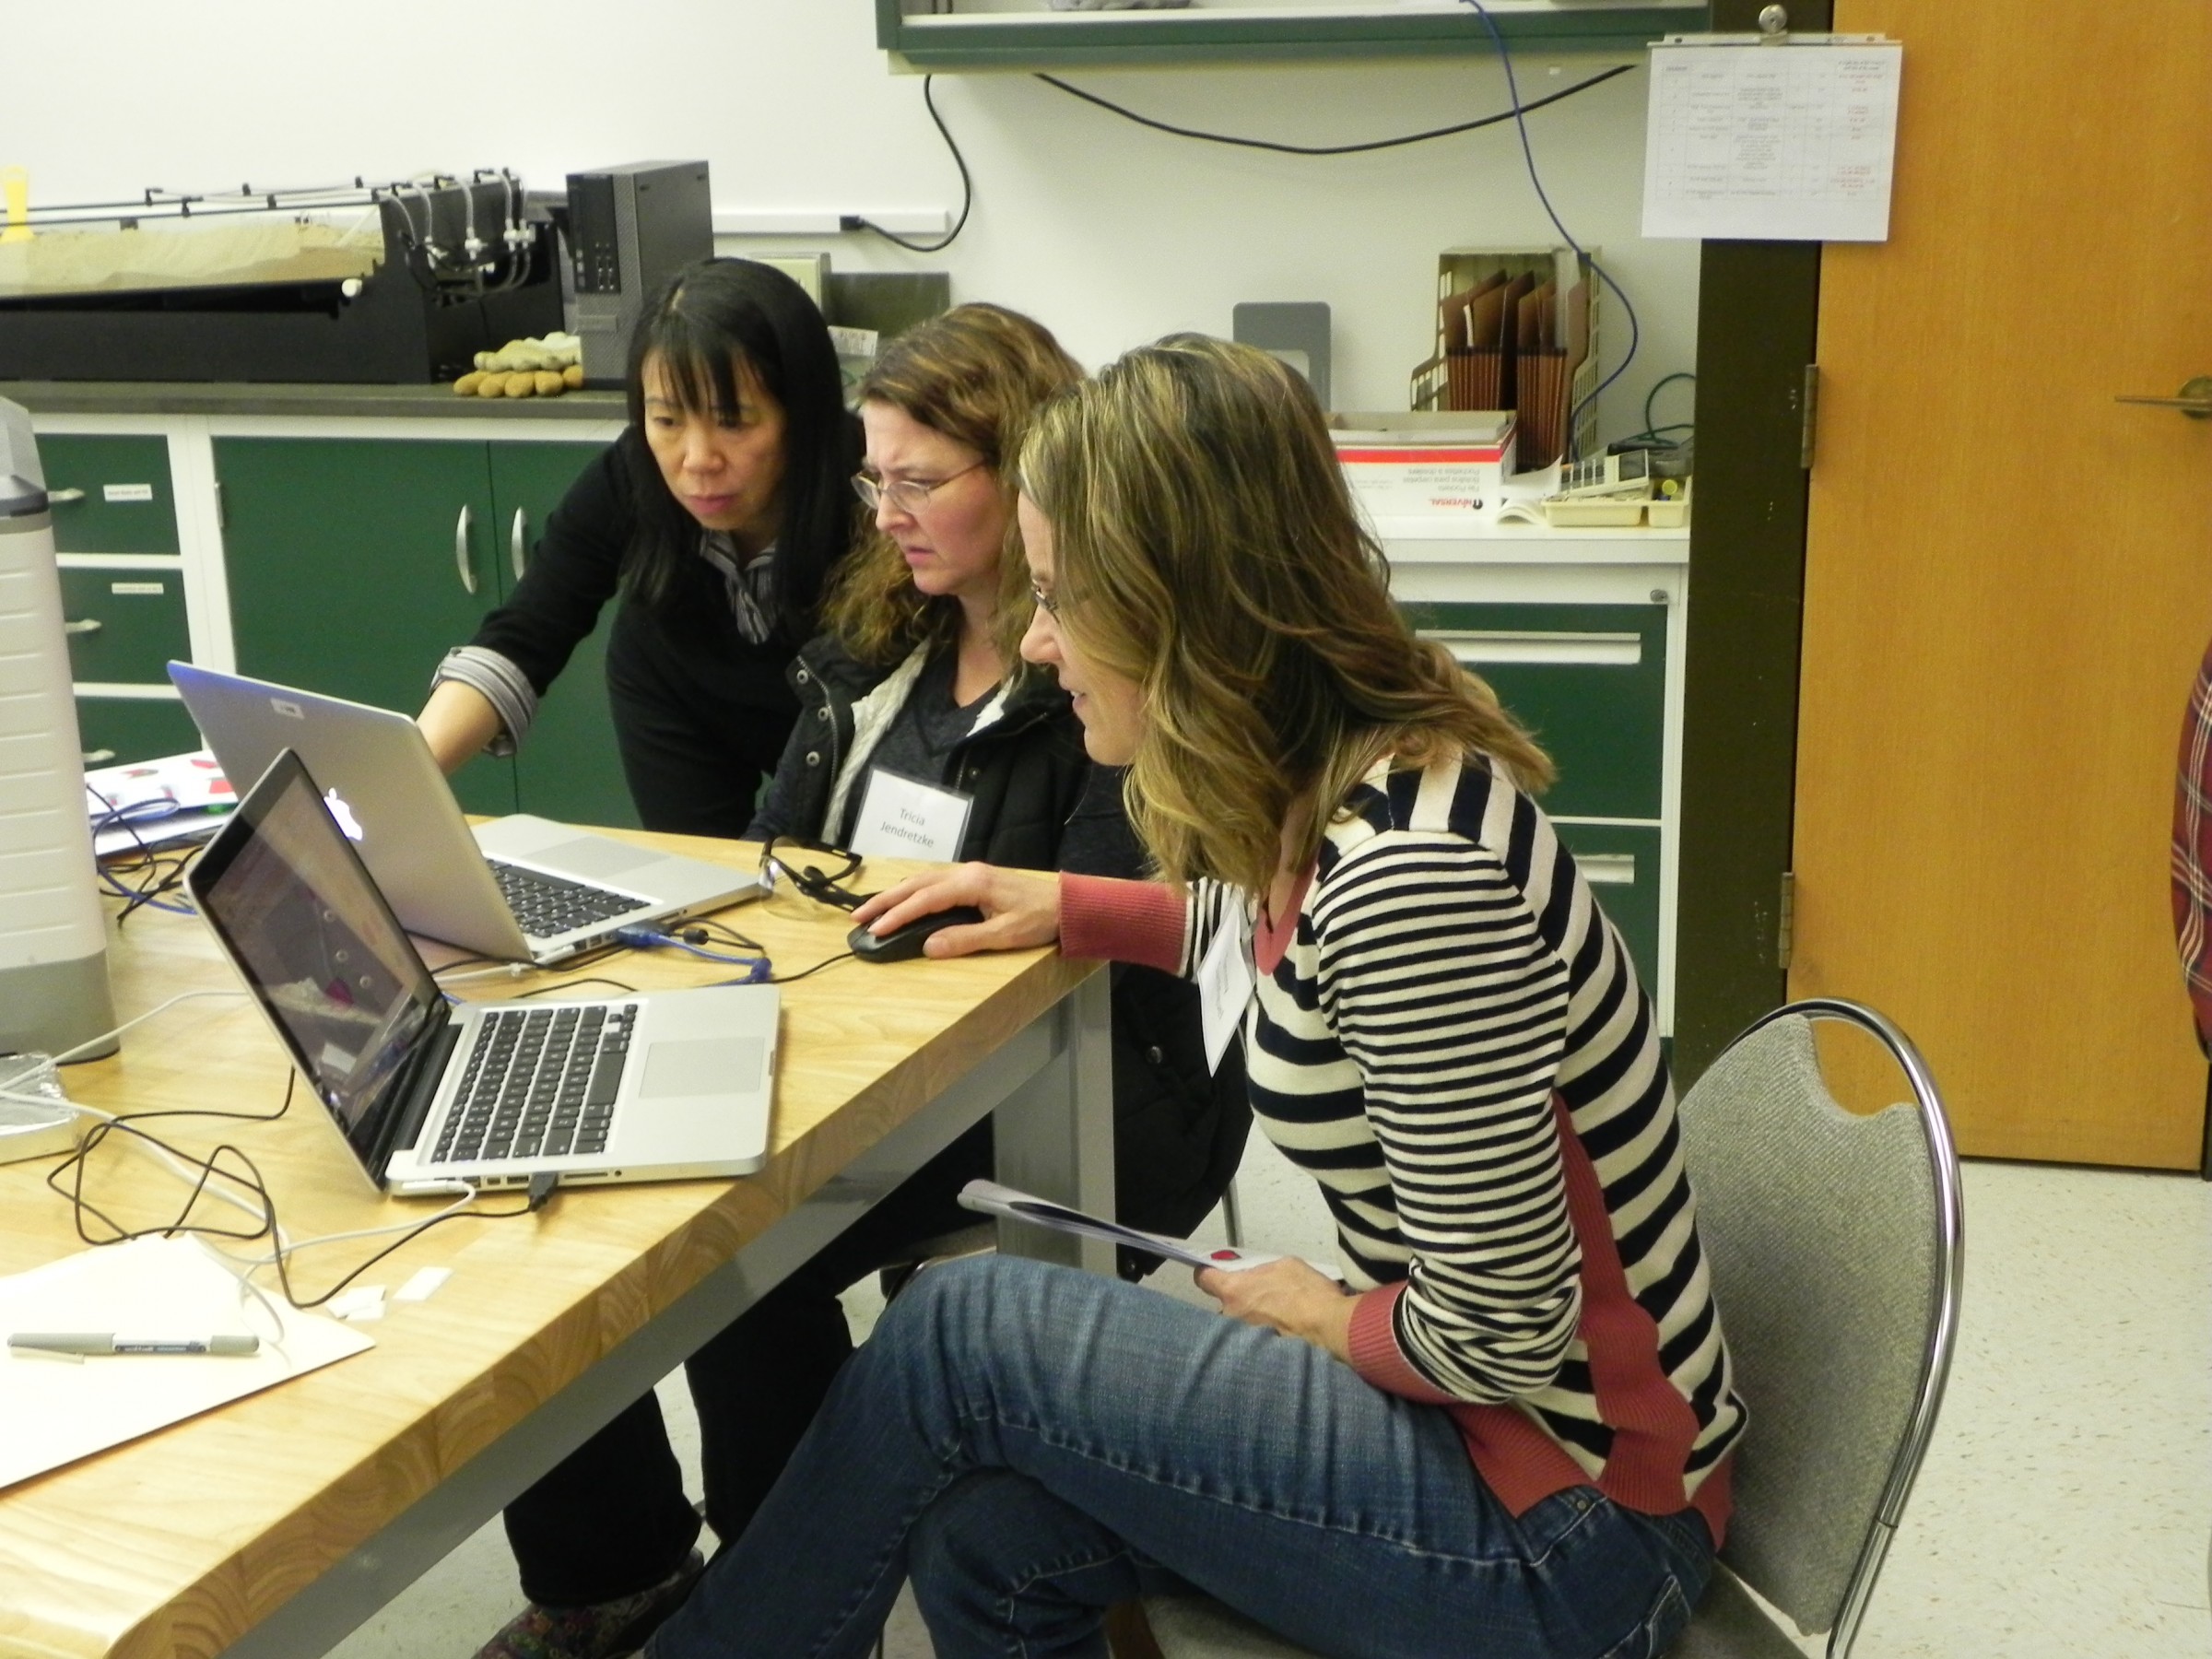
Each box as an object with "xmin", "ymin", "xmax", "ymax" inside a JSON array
[{"xmin": 957, "ymin": 1179, "xmax": 1296, "ymax": 1275}]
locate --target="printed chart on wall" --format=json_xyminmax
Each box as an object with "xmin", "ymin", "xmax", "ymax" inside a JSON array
[{"xmin": 1641, "ymin": 35, "xmax": 1902, "ymax": 242}]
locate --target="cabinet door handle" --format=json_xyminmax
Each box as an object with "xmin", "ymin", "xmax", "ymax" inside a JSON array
[
  {"xmin": 82, "ymin": 748, "xmax": 116, "ymax": 766},
  {"xmin": 454, "ymin": 504, "xmax": 477, "ymax": 596},
  {"xmin": 510, "ymin": 509, "xmax": 528, "ymax": 582},
  {"xmin": 1420, "ymin": 629, "xmax": 1642, "ymax": 667},
  {"xmin": 63, "ymin": 618, "xmax": 103, "ymax": 636},
  {"xmin": 48, "ymin": 488, "xmax": 87, "ymax": 505}
]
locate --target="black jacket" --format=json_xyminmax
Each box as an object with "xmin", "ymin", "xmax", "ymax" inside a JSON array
[
  {"xmin": 469, "ymin": 438, "xmax": 798, "ymax": 724},
  {"xmin": 747, "ymin": 635, "xmax": 1250, "ymax": 1241}
]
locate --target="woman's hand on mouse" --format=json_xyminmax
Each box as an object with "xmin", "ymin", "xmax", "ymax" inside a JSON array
[{"xmin": 852, "ymin": 864, "xmax": 1060, "ymax": 958}]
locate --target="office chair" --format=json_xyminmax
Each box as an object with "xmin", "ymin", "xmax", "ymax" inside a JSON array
[{"xmin": 1142, "ymin": 998, "xmax": 1964, "ymax": 1659}]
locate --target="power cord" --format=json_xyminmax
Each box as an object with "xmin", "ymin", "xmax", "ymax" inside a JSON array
[
  {"xmin": 845, "ymin": 76, "xmax": 973, "ymax": 254},
  {"xmin": 1033, "ymin": 62, "xmax": 1634, "ymax": 158},
  {"xmin": 1459, "ymin": 0, "xmax": 1640, "ymax": 456}
]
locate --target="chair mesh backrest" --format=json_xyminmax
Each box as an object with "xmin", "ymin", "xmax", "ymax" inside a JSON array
[{"xmin": 1677, "ymin": 1016, "xmax": 1940, "ymax": 1639}]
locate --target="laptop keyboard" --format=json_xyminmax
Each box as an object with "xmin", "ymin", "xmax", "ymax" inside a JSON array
[
  {"xmin": 488, "ymin": 859, "xmax": 642, "ymax": 939},
  {"xmin": 431, "ymin": 1005, "xmax": 635, "ymax": 1164}
]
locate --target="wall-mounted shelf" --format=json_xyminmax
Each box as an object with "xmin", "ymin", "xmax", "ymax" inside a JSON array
[{"xmin": 878, "ymin": 2, "xmax": 1704, "ymax": 71}]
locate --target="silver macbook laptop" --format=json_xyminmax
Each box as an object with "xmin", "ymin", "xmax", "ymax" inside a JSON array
[
  {"xmin": 190, "ymin": 748, "xmax": 778, "ymax": 1195},
  {"xmin": 171, "ymin": 662, "xmax": 757, "ymax": 965}
]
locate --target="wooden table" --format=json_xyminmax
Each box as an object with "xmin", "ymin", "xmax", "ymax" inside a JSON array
[{"xmin": 0, "ymin": 831, "xmax": 1112, "ymax": 1659}]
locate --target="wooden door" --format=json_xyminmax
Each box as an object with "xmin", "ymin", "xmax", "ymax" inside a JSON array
[{"xmin": 1791, "ymin": 4, "xmax": 2212, "ymax": 1165}]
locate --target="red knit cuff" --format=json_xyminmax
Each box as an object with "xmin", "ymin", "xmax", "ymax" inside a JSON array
[
  {"xmin": 1346, "ymin": 1282, "xmax": 1458, "ymax": 1405},
  {"xmin": 1058, "ymin": 874, "xmax": 1186, "ymax": 974}
]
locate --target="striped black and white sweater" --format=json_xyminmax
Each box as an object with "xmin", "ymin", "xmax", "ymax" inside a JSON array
[{"xmin": 1060, "ymin": 754, "xmax": 1746, "ymax": 1539}]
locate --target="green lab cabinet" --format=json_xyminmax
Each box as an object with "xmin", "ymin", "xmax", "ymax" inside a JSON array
[
  {"xmin": 75, "ymin": 696, "xmax": 204, "ymax": 771},
  {"xmin": 58, "ymin": 567, "xmax": 191, "ymax": 684},
  {"xmin": 38, "ymin": 435, "xmax": 180, "ymax": 555},
  {"xmin": 1396, "ymin": 600, "xmax": 1665, "ymax": 823},
  {"xmin": 215, "ymin": 436, "xmax": 628, "ymax": 826},
  {"xmin": 1552, "ymin": 821, "xmax": 1663, "ymax": 999}
]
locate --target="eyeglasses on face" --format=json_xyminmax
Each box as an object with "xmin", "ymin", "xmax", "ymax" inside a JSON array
[
  {"xmin": 851, "ymin": 459, "xmax": 988, "ymax": 516},
  {"xmin": 758, "ymin": 836, "xmax": 872, "ymax": 912},
  {"xmin": 1028, "ymin": 582, "xmax": 1063, "ymax": 618}
]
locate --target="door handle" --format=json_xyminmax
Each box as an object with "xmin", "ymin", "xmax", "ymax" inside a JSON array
[
  {"xmin": 62, "ymin": 618, "xmax": 102, "ymax": 636},
  {"xmin": 81, "ymin": 748, "xmax": 116, "ymax": 766},
  {"xmin": 2114, "ymin": 375, "xmax": 2212, "ymax": 418},
  {"xmin": 47, "ymin": 487, "xmax": 87, "ymax": 505},
  {"xmin": 454, "ymin": 503, "xmax": 477, "ymax": 595},
  {"xmin": 510, "ymin": 509, "xmax": 528, "ymax": 582}
]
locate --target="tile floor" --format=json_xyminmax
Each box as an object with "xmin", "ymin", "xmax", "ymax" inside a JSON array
[{"xmin": 330, "ymin": 1135, "xmax": 2210, "ymax": 1659}]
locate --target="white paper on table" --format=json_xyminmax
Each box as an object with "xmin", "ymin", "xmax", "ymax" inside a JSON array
[
  {"xmin": 83, "ymin": 749, "xmax": 233, "ymax": 815},
  {"xmin": 0, "ymin": 1236, "xmax": 372, "ymax": 1490},
  {"xmin": 1641, "ymin": 36, "xmax": 1902, "ymax": 243}
]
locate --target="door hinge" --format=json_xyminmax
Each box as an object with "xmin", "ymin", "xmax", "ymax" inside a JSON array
[
  {"xmin": 1776, "ymin": 870, "xmax": 1796, "ymax": 970},
  {"xmin": 1800, "ymin": 365, "xmax": 1819, "ymax": 470},
  {"xmin": 214, "ymin": 479, "xmax": 226, "ymax": 530}
]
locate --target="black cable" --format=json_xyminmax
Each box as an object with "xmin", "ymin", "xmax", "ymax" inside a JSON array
[
  {"xmin": 1033, "ymin": 63, "xmax": 1633, "ymax": 159},
  {"xmin": 767, "ymin": 950, "xmax": 856, "ymax": 985},
  {"xmin": 42, "ymin": 1069, "xmax": 539, "ymax": 1310},
  {"xmin": 850, "ymin": 76, "xmax": 973, "ymax": 254},
  {"xmin": 509, "ymin": 976, "xmax": 639, "ymax": 1000},
  {"xmin": 683, "ymin": 917, "xmax": 767, "ymax": 955}
]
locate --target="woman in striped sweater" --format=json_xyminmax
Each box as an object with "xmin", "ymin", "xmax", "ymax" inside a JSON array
[{"xmin": 644, "ymin": 337, "xmax": 1746, "ymax": 1659}]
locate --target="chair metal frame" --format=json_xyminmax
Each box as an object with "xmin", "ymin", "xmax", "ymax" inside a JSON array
[
  {"xmin": 1724, "ymin": 998, "xmax": 1966, "ymax": 1659},
  {"xmin": 1140, "ymin": 997, "xmax": 1965, "ymax": 1659}
]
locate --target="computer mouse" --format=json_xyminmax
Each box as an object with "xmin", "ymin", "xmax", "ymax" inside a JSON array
[{"xmin": 847, "ymin": 906, "xmax": 986, "ymax": 964}]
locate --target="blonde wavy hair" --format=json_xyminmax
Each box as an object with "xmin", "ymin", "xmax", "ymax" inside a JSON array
[
  {"xmin": 825, "ymin": 304, "xmax": 1084, "ymax": 669},
  {"xmin": 1018, "ymin": 335, "xmax": 1554, "ymax": 894}
]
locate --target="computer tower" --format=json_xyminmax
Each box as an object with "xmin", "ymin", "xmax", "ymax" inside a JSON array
[{"xmin": 566, "ymin": 161, "xmax": 713, "ymax": 387}]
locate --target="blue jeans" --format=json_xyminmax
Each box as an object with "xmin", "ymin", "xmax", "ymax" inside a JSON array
[{"xmin": 646, "ymin": 1254, "xmax": 1712, "ymax": 1659}]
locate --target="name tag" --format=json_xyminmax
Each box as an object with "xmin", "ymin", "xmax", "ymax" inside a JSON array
[
  {"xmin": 849, "ymin": 769, "xmax": 974, "ymax": 864},
  {"xmin": 1195, "ymin": 905, "xmax": 1256, "ymax": 1075}
]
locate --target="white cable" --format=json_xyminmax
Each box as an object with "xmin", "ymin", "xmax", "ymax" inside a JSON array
[
  {"xmin": 214, "ymin": 1182, "xmax": 480, "ymax": 1278},
  {"xmin": 434, "ymin": 962, "xmax": 533, "ymax": 984},
  {"xmin": 38, "ymin": 986, "xmax": 251, "ymax": 1068}
]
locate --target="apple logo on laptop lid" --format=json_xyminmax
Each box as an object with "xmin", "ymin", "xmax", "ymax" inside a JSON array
[{"xmin": 323, "ymin": 787, "xmax": 366, "ymax": 843}]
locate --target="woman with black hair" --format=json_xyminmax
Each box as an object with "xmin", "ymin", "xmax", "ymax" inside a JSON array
[{"xmin": 418, "ymin": 257, "xmax": 860, "ymax": 835}]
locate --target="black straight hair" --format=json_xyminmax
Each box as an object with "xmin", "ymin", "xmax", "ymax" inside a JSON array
[{"xmin": 619, "ymin": 257, "xmax": 860, "ymax": 641}]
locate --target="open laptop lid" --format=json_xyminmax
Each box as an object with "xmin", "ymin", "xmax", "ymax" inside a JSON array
[{"xmin": 188, "ymin": 748, "xmax": 444, "ymax": 1180}]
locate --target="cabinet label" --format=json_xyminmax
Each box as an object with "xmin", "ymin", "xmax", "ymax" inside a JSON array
[{"xmin": 102, "ymin": 483, "xmax": 155, "ymax": 503}]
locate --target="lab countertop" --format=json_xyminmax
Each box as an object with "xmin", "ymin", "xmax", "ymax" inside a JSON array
[{"xmin": 0, "ymin": 381, "xmax": 628, "ymax": 421}]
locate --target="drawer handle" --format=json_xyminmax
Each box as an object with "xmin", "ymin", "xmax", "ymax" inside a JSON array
[
  {"xmin": 81, "ymin": 748, "xmax": 116, "ymax": 766},
  {"xmin": 47, "ymin": 487, "xmax": 87, "ymax": 505},
  {"xmin": 510, "ymin": 508, "xmax": 528, "ymax": 582},
  {"xmin": 453, "ymin": 503, "xmax": 477, "ymax": 596},
  {"xmin": 1578, "ymin": 853, "xmax": 1637, "ymax": 886},
  {"xmin": 1423, "ymin": 629, "xmax": 1642, "ymax": 668},
  {"xmin": 62, "ymin": 618, "xmax": 103, "ymax": 636}
]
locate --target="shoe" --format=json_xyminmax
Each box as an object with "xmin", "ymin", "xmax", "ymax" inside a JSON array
[{"xmin": 474, "ymin": 1550, "xmax": 705, "ymax": 1659}]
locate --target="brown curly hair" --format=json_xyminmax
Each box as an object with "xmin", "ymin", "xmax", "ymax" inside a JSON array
[{"xmin": 823, "ymin": 304, "xmax": 1083, "ymax": 670}]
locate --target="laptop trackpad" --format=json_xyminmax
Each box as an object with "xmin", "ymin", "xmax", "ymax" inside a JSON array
[
  {"xmin": 537, "ymin": 836, "xmax": 664, "ymax": 877},
  {"xmin": 641, "ymin": 1037, "xmax": 766, "ymax": 1098}
]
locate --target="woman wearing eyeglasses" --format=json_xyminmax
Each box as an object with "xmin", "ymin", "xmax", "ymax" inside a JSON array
[
  {"xmin": 641, "ymin": 338, "xmax": 1744, "ymax": 1659},
  {"xmin": 470, "ymin": 306, "xmax": 1251, "ymax": 1659},
  {"xmin": 417, "ymin": 258, "xmax": 859, "ymax": 837}
]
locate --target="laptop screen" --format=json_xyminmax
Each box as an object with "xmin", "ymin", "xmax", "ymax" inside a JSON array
[{"xmin": 190, "ymin": 748, "xmax": 442, "ymax": 1167}]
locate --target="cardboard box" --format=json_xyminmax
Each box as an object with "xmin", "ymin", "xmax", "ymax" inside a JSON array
[{"xmin": 1331, "ymin": 411, "xmax": 1516, "ymax": 519}]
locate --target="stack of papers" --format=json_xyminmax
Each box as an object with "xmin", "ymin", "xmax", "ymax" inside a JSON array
[{"xmin": 83, "ymin": 749, "xmax": 233, "ymax": 859}]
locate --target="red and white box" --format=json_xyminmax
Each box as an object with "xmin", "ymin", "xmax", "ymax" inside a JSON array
[{"xmin": 1330, "ymin": 412, "xmax": 1517, "ymax": 522}]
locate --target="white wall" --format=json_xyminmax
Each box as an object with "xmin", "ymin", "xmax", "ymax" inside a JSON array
[{"xmin": 7, "ymin": 1, "xmax": 1696, "ymax": 431}]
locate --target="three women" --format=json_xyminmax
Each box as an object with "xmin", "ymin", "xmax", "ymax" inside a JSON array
[{"xmin": 643, "ymin": 337, "xmax": 1746, "ymax": 1659}]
